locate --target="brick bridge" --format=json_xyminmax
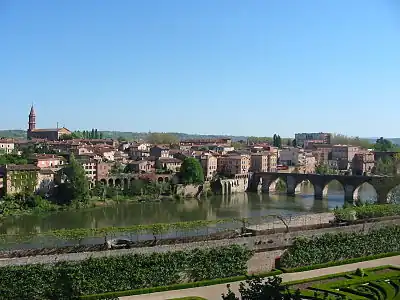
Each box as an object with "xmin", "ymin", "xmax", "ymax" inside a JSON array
[{"xmin": 248, "ymin": 172, "xmax": 400, "ymax": 203}]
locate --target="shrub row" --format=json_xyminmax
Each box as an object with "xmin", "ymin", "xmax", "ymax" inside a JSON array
[
  {"xmin": 79, "ymin": 270, "xmax": 282, "ymax": 300},
  {"xmin": 333, "ymin": 204, "xmax": 400, "ymax": 221},
  {"xmin": 279, "ymin": 251, "xmax": 400, "ymax": 273},
  {"xmin": 280, "ymin": 225, "xmax": 400, "ymax": 269},
  {"xmin": 0, "ymin": 245, "xmax": 252, "ymax": 300}
]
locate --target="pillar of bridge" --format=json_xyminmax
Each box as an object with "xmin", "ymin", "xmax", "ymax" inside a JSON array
[
  {"xmin": 286, "ymin": 176, "xmax": 296, "ymax": 197},
  {"xmin": 343, "ymin": 184, "xmax": 356, "ymax": 203},
  {"xmin": 247, "ymin": 174, "xmax": 259, "ymax": 192},
  {"xmin": 314, "ymin": 184, "xmax": 324, "ymax": 200}
]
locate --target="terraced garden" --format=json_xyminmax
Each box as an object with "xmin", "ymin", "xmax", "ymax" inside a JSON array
[{"xmin": 286, "ymin": 266, "xmax": 400, "ymax": 299}]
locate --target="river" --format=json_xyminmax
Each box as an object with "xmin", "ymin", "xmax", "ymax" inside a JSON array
[{"xmin": 0, "ymin": 182, "xmax": 377, "ymax": 237}]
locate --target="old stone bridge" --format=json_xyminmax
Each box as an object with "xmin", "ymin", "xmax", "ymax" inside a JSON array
[
  {"xmin": 97, "ymin": 173, "xmax": 173, "ymax": 187},
  {"xmin": 248, "ymin": 172, "xmax": 400, "ymax": 203}
]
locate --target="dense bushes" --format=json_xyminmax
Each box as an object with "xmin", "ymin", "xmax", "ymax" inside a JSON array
[
  {"xmin": 280, "ymin": 225, "xmax": 400, "ymax": 269},
  {"xmin": 334, "ymin": 204, "xmax": 400, "ymax": 221},
  {"xmin": 0, "ymin": 245, "xmax": 251, "ymax": 300}
]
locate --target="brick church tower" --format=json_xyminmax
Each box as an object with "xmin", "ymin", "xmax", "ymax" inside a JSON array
[{"xmin": 27, "ymin": 105, "xmax": 36, "ymax": 138}]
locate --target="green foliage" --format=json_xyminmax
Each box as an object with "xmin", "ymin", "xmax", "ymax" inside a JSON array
[
  {"xmin": 0, "ymin": 153, "xmax": 28, "ymax": 165},
  {"xmin": 280, "ymin": 252, "xmax": 400, "ymax": 273},
  {"xmin": 222, "ymin": 276, "xmax": 302, "ymax": 300},
  {"xmin": 374, "ymin": 137, "xmax": 396, "ymax": 152},
  {"xmin": 273, "ymin": 134, "xmax": 282, "ymax": 148},
  {"xmin": 280, "ymin": 225, "xmax": 400, "ymax": 269},
  {"xmin": 333, "ymin": 204, "xmax": 400, "ymax": 221},
  {"xmin": 331, "ymin": 134, "xmax": 373, "ymax": 149},
  {"xmin": 355, "ymin": 268, "xmax": 365, "ymax": 277},
  {"xmin": 58, "ymin": 153, "xmax": 90, "ymax": 204},
  {"xmin": 180, "ymin": 157, "xmax": 204, "ymax": 184},
  {"xmin": 375, "ymin": 157, "xmax": 398, "ymax": 175},
  {"xmin": 0, "ymin": 245, "xmax": 251, "ymax": 299},
  {"xmin": 315, "ymin": 163, "xmax": 338, "ymax": 175},
  {"xmin": 79, "ymin": 270, "xmax": 282, "ymax": 300},
  {"xmin": 146, "ymin": 132, "xmax": 179, "ymax": 144}
]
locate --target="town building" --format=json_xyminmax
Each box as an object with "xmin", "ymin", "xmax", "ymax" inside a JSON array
[
  {"xmin": 150, "ymin": 146, "xmax": 170, "ymax": 158},
  {"xmin": 0, "ymin": 139, "xmax": 15, "ymax": 154},
  {"xmin": 198, "ymin": 153, "xmax": 218, "ymax": 180},
  {"xmin": 217, "ymin": 154, "xmax": 250, "ymax": 176},
  {"xmin": 331, "ymin": 145, "xmax": 361, "ymax": 171},
  {"xmin": 156, "ymin": 157, "xmax": 182, "ymax": 172},
  {"xmin": 0, "ymin": 164, "xmax": 54, "ymax": 195},
  {"xmin": 352, "ymin": 152, "xmax": 375, "ymax": 175},
  {"xmin": 295, "ymin": 132, "xmax": 331, "ymax": 148},
  {"xmin": 27, "ymin": 106, "xmax": 72, "ymax": 141},
  {"xmin": 250, "ymin": 152, "xmax": 278, "ymax": 173}
]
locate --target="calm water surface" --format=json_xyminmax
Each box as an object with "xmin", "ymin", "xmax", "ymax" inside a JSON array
[{"xmin": 0, "ymin": 182, "xmax": 377, "ymax": 236}]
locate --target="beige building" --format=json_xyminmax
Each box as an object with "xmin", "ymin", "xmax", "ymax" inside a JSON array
[
  {"xmin": 250, "ymin": 152, "xmax": 277, "ymax": 173},
  {"xmin": 218, "ymin": 154, "xmax": 250, "ymax": 176},
  {"xmin": 156, "ymin": 157, "xmax": 182, "ymax": 172},
  {"xmin": 199, "ymin": 154, "xmax": 218, "ymax": 180},
  {"xmin": 279, "ymin": 147, "xmax": 305, "ymax": 166},
  {"xmin": 0, "ymin": 139, "xmax": 15, "ymax": 154}
]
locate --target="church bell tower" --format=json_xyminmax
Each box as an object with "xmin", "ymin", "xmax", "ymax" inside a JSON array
[{"xmin": 28, "ymin": 105, "xmax": 36, "ymax": 133}]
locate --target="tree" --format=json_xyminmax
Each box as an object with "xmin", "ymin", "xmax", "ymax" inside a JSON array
[
  {"xmin": 146, "ymin": 132, "xmax": 179, "ymax": 144},
  {"xmin": 60, "ymin": 153, "xmax": 90, "ymax": 203},
  {"xmin": 374, "ymin": 137, "xmax": 395, "ymax": 152},
  {"xmin": 99, "ymin": 132, "xmax": 104, "ymax": 139},
  {"xmin": 91, "ymin": 129, "xmax": 95, "ymax": 139},
  {"xmin": 315, "ymin": 163, "xmax": 337, "ymax": 175},
  {"xmin": 292, "ymin": 139, "xmax": 297, "ymax": 147},
  {"xmin": 222, "ymin": 276, "xmax": 302, "ymax": 300},
  {"xmin": 272, "ymin": 134, "xmax": 277, "ymax": 147},
  {"xmin": 94, "ymin": 129, "xmax": 99, "ymax": 139},
  {"xmin": 286, "ymin": 139, "xmax": 292, "ymax": 146},
  {"xmin": 179, "ymin": 157, "xmax": 204, "ymax": 184}
]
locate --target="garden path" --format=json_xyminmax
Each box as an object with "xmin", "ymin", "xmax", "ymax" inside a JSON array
[{"xmin": 120, "ymin": 255, "xmax": 400, "ymax": 300}]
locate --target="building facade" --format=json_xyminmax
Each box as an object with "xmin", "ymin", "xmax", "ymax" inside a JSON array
[{"xmin": 295, "ymin": 132, "xmax": 331, "ymax": 147}]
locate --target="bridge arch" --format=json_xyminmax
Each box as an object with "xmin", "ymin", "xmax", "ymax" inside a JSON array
[
  {"xmin": 123, "ymin": 178, "xmax": 129, "ymax": 187},
  {"xmin": 100, "ymin": 179, "xmax": 107, "ymax": 185},
  {"xmin": 322, "ymin": 179, "xmax": 345, "ymax": 195},
  {"xmin": 269, "ymin": 177, "xmax": 287, "ymax": 194},
  {"xmin": 353, "ymin": 182, "xmax": 377, "ymax": 203},
  {"xmin": 294, "ymin": 179, "xmax": 315, "ymax": 196},
  {"xmin": 115, "ymin": 178, "xmax": 122, "ymax": 187},
  {"xmin": 386, "ymin": 185, "xmax": 400, "ymax": 204},
  {"xmin": 158, "ymin": 177, "xmax": 163, "ymax": 183},
  {"xmin": 108, "ymin": 178, "xmax": 114, "ymax": 187}
]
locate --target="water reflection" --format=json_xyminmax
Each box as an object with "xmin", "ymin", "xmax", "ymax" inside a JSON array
[{"xmin": 0, "ymin": 182, "xmax": 376, "ymax": 236}]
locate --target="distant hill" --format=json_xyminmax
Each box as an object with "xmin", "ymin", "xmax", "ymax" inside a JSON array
[
  {"xmin": 0, "ymin": 129, "xmax": 248, "ymax": 141},
  {"xmin": 0, "ymin": 130, "xmax": 26, "ymax": 139}
]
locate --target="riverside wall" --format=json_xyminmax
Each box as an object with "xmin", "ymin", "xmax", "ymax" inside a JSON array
[{"xmin": 2, "ymin": 216, "xmax": 400, "ymax": 274}]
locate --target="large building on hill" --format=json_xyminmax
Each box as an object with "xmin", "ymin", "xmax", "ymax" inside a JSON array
[{"xmin": 27, "ymin": 106, "xmax": 72, "ymax": 141}]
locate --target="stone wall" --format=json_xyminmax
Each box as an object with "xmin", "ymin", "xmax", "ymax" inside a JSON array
[
  {"xmin": 175, "ymin": 183, "xmax": 210, "ymax": 197},
  {"xmin": 3, "ymin": 218, "xmax": 400, "ymax": 274}
]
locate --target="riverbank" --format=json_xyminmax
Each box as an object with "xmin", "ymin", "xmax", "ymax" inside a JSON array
[{"xmin": 0, "ymin": 194, "xmax": 178, "ymax": 218}]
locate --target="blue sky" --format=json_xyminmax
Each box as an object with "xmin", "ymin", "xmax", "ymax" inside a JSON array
[{"xmin": 1, "ymin": 0, "xmax": 399, "ymax": 137}]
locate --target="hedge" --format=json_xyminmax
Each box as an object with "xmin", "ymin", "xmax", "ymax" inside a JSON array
[
  {"xmin": 0, "ymin": 245, "xmax": 252, "ymax": 300},
  {"xmin": 279, "ymin": 251, "xmax": 400, "ymax": 273},
  {"xmin": 333, "ymin": 203, "xmax": 400, "ymax": 221},
  {"xmin": 280, "ymin": 225, "xmax": 400, "ymax": 269},
  {"xmin": 79, "ymin": 270, "xmax": 282, "ymax": 299}
]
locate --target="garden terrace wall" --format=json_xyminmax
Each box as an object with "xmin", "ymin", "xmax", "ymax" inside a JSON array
[{"xmin": 3, "ymin": 218, "xmax": 400, "ymax": 275}]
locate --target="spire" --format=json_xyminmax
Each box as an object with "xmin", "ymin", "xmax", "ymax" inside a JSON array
[{"xmin": 29, "ymin": 105, "xmax": 35, "ymax": 116}]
